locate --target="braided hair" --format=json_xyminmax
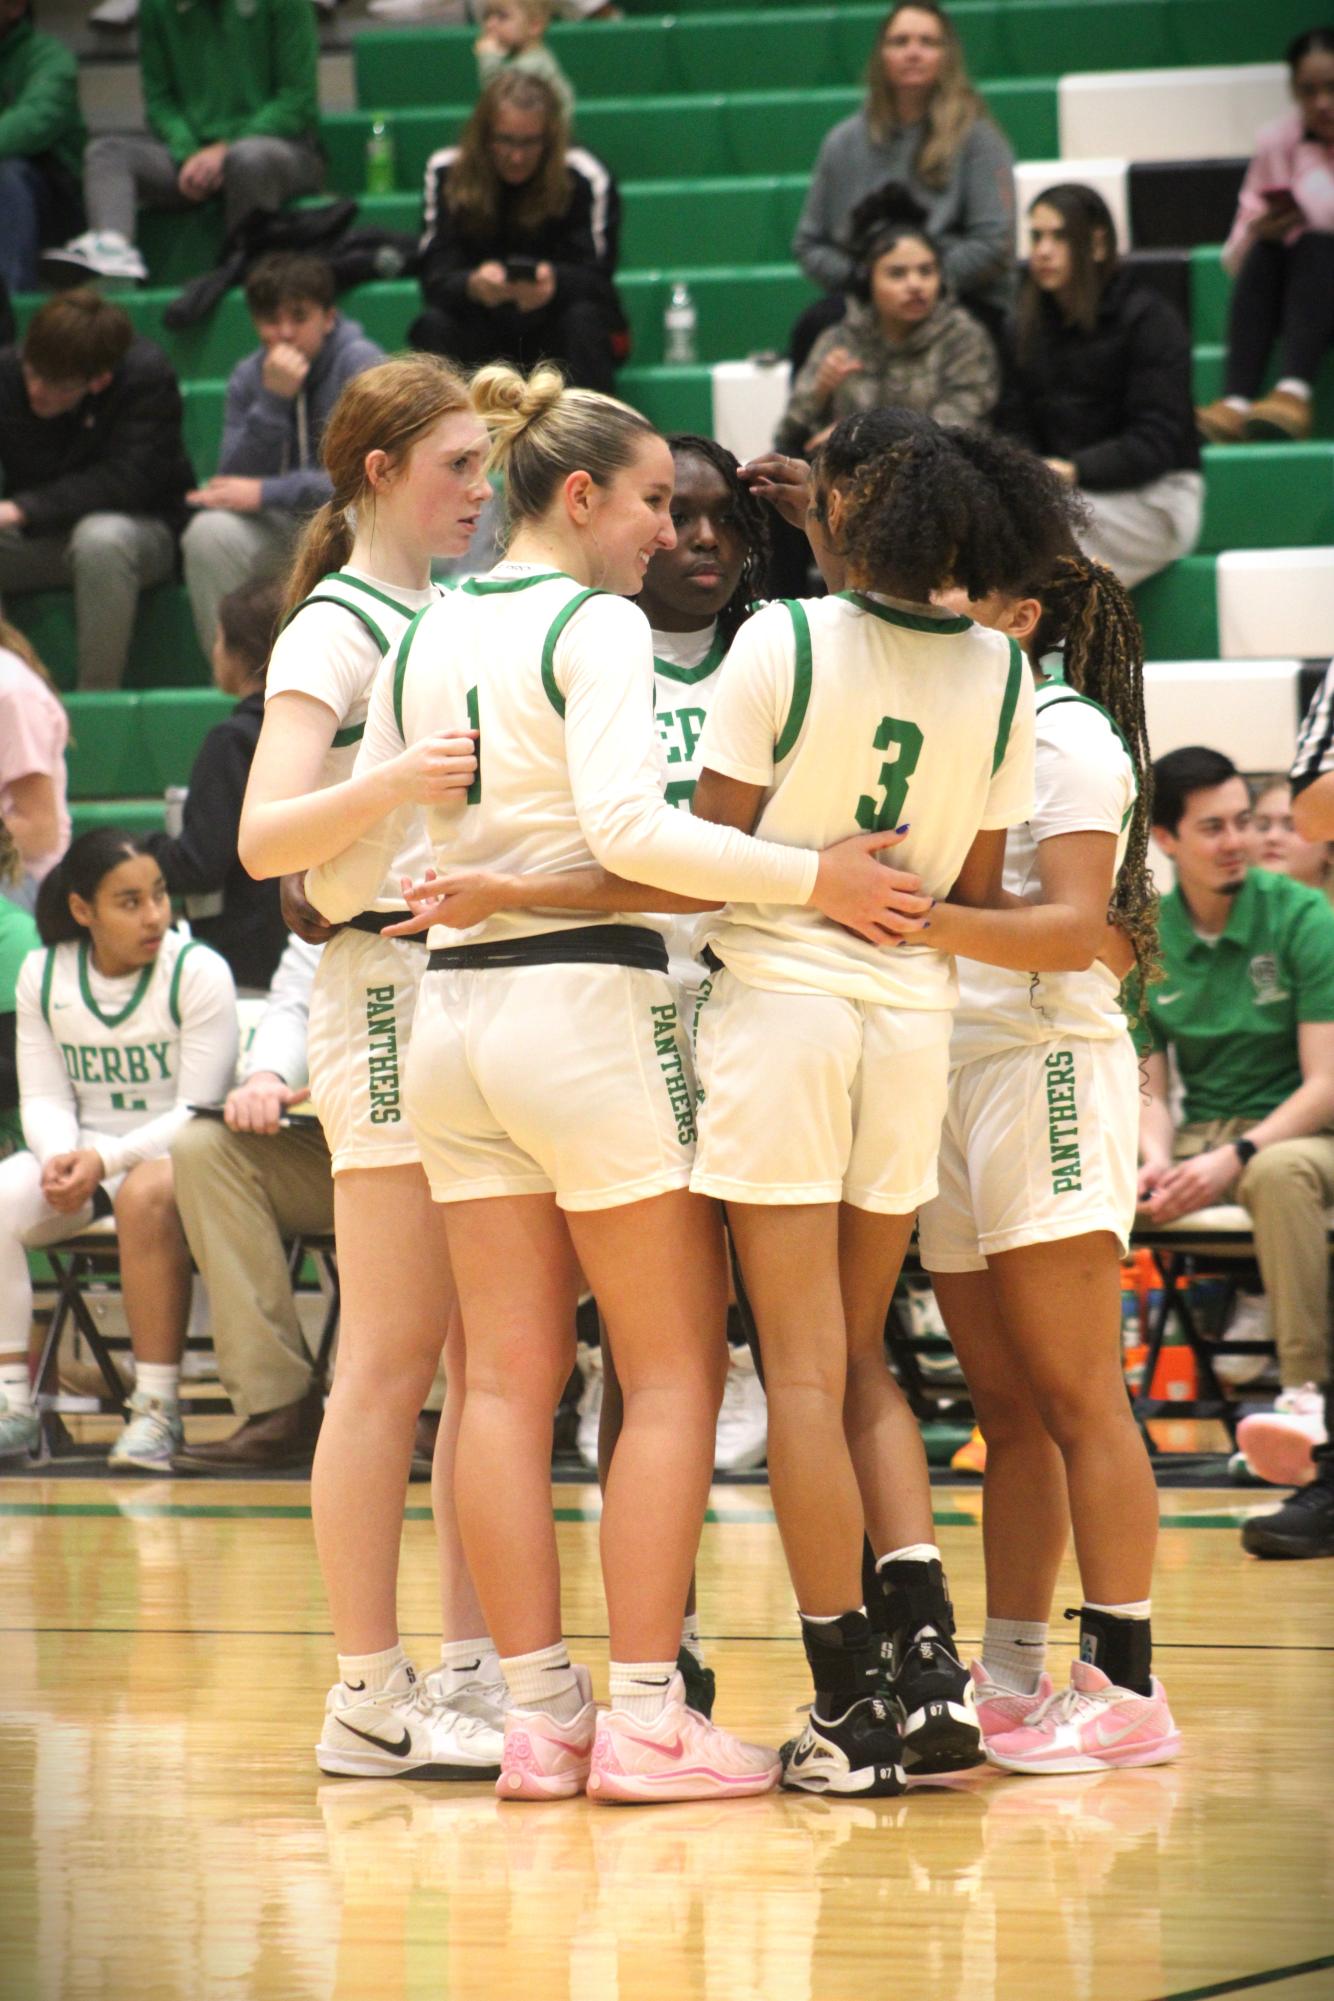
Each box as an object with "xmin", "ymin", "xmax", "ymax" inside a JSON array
[
  {"xmin": 1031, "ymin": 553, "xmax": 1159, "ymax": 990},
  {"xmin": 666, "ymin": 434, "xmax": 770, "ymax": 651}
]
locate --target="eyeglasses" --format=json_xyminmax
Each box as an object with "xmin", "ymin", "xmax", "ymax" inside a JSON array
[{"xmin": 491, "ymin": 131, "xmax": 546, "ymax": 154}]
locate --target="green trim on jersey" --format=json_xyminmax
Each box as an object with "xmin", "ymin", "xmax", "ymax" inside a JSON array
[
  {"xmin": 465, "ymin": 683, "xmax": 481, "ymax": 803},
  {"xmin": 991, "ymin": 638, "xmax": 1024, "ymax": 777},
  {"xmin": 841, "ymin": 591, "xmax": 972, "ymax": 636},
  {"xmin": 168, "ymin": 940, "xmax": 201, "ymax": 1028},
  {"xmin": 653, "ymin": 631, "xmax": 727, "ymax": 686},
  {"xmin": 774, "ymin": 600, "xmax": 812, "ymax": 762},
  {"xmin": 331, "ymin": 722, "xmax": 365, "ymax": 749},
  {"xmin": 323, "ymin": 572, "xmax": 424, "ymax": 619},
  {"xmin": 290, "ymin": 594, "xmax": 389, "ymax": 658},
  {"xmin": 39, "ymin": 947, "xmax": 56, "ymax": 1028},
  {"xmin": 540, "ymin": 589, "xmax": 604, "ymax": 720},
  {"xmin": 463, "ymin": 570, "xmax": 566, "ymax": 596},
  {"xmin": 77, "ymin": 939, "xmax": 153, "ymax": 1030},
  {"xmin": 392, "ymin": 606, "xmax": 432, "ymax": 743}
]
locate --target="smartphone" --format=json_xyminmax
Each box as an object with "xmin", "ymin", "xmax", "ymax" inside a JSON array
[
  {"xmin": 1261, "ymin": 185, "xmax": 1294, "ymax": 208},
  {"xmin": 505, "ymin": 256, "xmax": 540, "ymax": 284}
]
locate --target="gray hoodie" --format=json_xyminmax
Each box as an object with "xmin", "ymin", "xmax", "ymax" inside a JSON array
[{"xmin": 216, "ymin": 314, "xmax": 384, "ymax": 513}]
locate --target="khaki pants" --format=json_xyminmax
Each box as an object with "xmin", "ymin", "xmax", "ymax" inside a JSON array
[
  {"xmin": 1175, "ymin": 1118, "xmax": 1334, "ymax": 1387},
  {"xmin": 170, "ymin": 1115, "xmax": 334, "ymax": 1421}
]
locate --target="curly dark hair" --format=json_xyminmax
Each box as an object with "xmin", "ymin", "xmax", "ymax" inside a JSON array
[
  {"xmin": 1031, "ymin": 553, "xmax": 1159, "ymax": 994},
  {"xmin": 666, "ymin": 433, "xmax": 771, "ymax": 651},
  {"xmin": 821, "ymin": 416, "xmax": 1082, "ymax": 604}
]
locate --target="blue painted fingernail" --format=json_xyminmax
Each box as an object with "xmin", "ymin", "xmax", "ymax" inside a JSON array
[{"xmin": 896, "ymin": 823, "xmax": 910, "ymax": 833}]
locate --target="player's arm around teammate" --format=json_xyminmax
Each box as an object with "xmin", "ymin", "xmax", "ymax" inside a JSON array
[
  {"xmin": 239, "ymin": 357, "xmax": 510, "ymax": 1787},
  {"xmin": 0, "ymin": 830, "xmax": 237, "ymax": 1469},
  {"xmin": 917, "ymin": 553, "xmax": 1181, "ymax": 1774}
]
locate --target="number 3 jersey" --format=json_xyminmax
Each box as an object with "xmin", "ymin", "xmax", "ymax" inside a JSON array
[{"xmin": 698, "ymin": 592, "xmax": 1035, "ymax": 1009}]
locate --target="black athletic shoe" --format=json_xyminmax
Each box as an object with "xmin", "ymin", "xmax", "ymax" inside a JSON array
[
  {"xmin": 781, "ymin": 1695, "xmax": 906, "ymax": 1797},
  {"xmin": 677, "ymin": 1645, "xmax": 716, "ymax": 1719},
  {"xmin": 892, "ymin": 1634, "xmax": 984, "ymax": 1774},
  {"xmin": 1241, "ymin": 1475, "xmax": 1334, "ymax": 1559}
]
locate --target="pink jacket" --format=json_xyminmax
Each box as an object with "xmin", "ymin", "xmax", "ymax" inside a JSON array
[{"xmin": 1223, "ymin": 108, "xmax": 1334, "ymax": 275}]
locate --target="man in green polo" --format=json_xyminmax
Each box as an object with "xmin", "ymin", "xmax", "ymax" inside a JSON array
[{"xmin": 1137, "ymin": 745, "xmax": 1334, "ymax": 1557}]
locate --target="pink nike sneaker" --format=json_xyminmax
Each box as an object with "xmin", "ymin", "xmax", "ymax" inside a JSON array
[
  {"xmin": 1236, "ymin": 1385, "xmax": 1327, "ymax": 1489},
  {"xmin": 986, "ymin": 1660, "xmax": 1181, "ymax": 1775},
  {"xmin": 496, "ymin": 1665, "xmax": 596, "ymax": 1801},
  {"xmin": 967, "ymin": 1660, "xmax": 1055, "ymax": 1744},
  {"xmin": 586, "ymin": 1672, "xmax": 781, "ymax": 1804}
]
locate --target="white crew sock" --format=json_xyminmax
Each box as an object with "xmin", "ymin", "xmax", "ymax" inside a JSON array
[
  {"xmin": 1083, "ymin": 1598, "xmax": 1151, "ymax": 1620},
  {"xmin": 1224, "ymin": 396, "xmax": 1252, "ymax": 413},
  {"xmin": 134, "ymin": 1361, "xmax": 180, "ymax": 1404},
  {"xmin": 609, "ymin": 1659, "xmax": 678, "ymax": 1722},
  {"xmin": 437, "ymin": 1635, "xmax": 499, "ymax": 1689},
  {"xmin": 680, "ymin": 1614, "xmax": 705, "ymax": 1669},
  {"xmin": 337, "ymin": 1641, "xmax": 410, "ymax": 1696},
  {"xmin": 982, "ymin": 1616, "xmax": 1049, "ymax": 1694},
  {"xmin": 501, "ymin": 1640, "xmax": 584, "ymax": 1721},
  {"xmin": 0, "ymin": 1361, "xmax": 33, "ymax": 1416},
  {"xmin": 1274, "ymin": 378, "xmax": 1312, "ymax": 401}
]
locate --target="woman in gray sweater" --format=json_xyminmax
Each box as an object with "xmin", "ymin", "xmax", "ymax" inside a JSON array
[{"xmin": 791, "ymin": 2, "xmax": 1015, "ymax": 365}]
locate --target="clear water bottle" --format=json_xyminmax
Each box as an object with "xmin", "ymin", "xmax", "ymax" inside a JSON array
[
  {"xmin": 365, "ymin": 115, "xmax": 396, "ymax": 195},
  {"xmin": 664, "ymin": 282, "xmax": 698, "ymax": 367}
]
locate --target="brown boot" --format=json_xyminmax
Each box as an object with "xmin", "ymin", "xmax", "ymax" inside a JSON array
[
  {"xmin": 1196, "ymin": 399, "xmax": 1249, "ymax": 443},
  {"xmin": 173, "ymin": 1386, "xmax": 323, "ymax": 1472},
  {"xmin": 1245, "ymin": 388, "xmax": 1314, "ymax": 440}
]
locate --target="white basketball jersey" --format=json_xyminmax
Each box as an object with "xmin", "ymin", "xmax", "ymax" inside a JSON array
[
  {"xmin": 700, "ymin": 592, "xmax": 1035, "ymax": 1009},
  {"xmin": 34, "ymin": 931, "xmax": 227, "ymax": 1134},
  {"xmin": 951, "ymin": 680, "xmax": 1137, "ymax": 1063},
  {"xmin": 264, "ymin": 567, "xmax": 438, "ymax": 905},
  {"xmin": 653, "ymin": 620, "xmax": 729, "ymax": 979}
]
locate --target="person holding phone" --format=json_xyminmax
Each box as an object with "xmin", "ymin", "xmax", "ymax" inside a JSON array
[
  {"xmin": 1196, "ymin": 25, "xmax": 1334, "ymax": 444},
  {"xmin": 411, "ymin": 71, "xmax": 625, "ymax": 393}
]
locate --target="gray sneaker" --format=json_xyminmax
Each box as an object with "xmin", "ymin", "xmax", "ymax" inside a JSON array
[
  {"xmin": 0, "ymin": 1397, "xmax": 39, "ymax": 1462},
  {"xmin": 108, "ymin": 1391, "xmax": 183, "ymax": 1473}
]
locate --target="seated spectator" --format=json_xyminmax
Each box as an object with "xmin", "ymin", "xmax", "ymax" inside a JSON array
[
  {"xmin": 170, "ymin": 933, "xmax": 330, "ymax": 1472},
  {"xmin": 411, "ymin": 71, "xmax": 623, "ymax": 394},
  {"xmin": 1251, "ymin": 772, "xmax": 1333, "ymax": 898},
  {"xmin": 0, "ymin": 823, "xmax": 38, "ymax": 1158},
  {"xmin": 475, "ymin": 0, "xmax": 574, "ymax": 126},
  {"xmin": 143, "ymin": 576, "xmax": 287, "ymax": 992},
  {"xmin": 1197, "ymin": 27, "xmax": 1334, "ymax": 446},
  {"xmin": 789, "ymin": 2, "xmax": 1015, "ymax": 372},
  {"xmin": 182, "ymin": 254, "xmax": 384, "ymax": 656},
  {"xmin": 0, "ymin": 828, "xmax": 237, "ymax": 1468},
  {"xmin": 43, "ymin": 0, "xmax": 322, "ymax": 288},
  {"xmin": 1136, "ymin": 748, "xmax": 1334, "ymax": 1480},
  {"xmin": 997, "ymin": 184, "xmax": 1202, "ymax": 589},
  {"xmin": 0, "ymin": 619, "xmax": 68, "ymax": 911},
  {"xmin": 0, "ymin": 292, "xmax": 195, "ymax": 691},
  {"xmin": 0, "ymin": 0, "xmax": 86, "ymax": 296},
  {"xmin": 776, "ymin": 187, "xmax": 999, "ymax": 457}
]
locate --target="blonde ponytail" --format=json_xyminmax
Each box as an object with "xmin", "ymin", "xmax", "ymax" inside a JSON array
[{"xmin": 470, "ymin": 361, "xmax": 658, "ymax": 529}]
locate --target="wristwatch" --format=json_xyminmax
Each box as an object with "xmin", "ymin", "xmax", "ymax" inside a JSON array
[{"xmin": 1232, "ymin": 1138, "xmax": 1259, "ymax": 1170}]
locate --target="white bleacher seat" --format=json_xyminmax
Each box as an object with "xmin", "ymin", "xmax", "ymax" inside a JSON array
[
  {"xmin": 1217, "ymin": 549, "xmax": 1334, "ymax": 661},
  {"xmin": 710, "ymin": 357, "xmax": 792, "ymax": 467},
  {"xmin": 1143, "ymin": 659, "xmax": 1302, "ymax": 768},
  {"xmin": 1058, "ymin": 63, "xmax": 1287, "ymax": 164},
  {"xmin": 1014, "ymin": 159, "xmax": 1129, "ymax": 252}
]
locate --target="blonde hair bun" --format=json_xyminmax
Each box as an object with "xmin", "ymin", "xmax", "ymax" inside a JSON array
[{"xmin": 472, "ymin": 361, "xmax": 567, "ymax": 468}]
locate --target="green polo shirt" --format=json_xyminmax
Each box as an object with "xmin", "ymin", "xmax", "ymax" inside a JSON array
[{"xmin": 1140, "ymin": 869, "xmax": 1334, "ymax": 1124}]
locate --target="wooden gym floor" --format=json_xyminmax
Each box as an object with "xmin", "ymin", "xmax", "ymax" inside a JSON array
[{"xmin": 1, "ymin": 1477, "xmax": 1332, "ymax": 2001}]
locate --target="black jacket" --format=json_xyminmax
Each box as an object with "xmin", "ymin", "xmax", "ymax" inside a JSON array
[
  {"xmin": 995, "ymin": 268, "xmax": 1200, "ymax": 491},
  {"xmin": 0, "ymin": 337, "xmax": 195, "ymax": 535},
  {"xmin": 419, "ymin": 143, "xmax": 621, "ymax": 315},
  {"xmin": 143, "ymin": 692, "xmax": 286, "ymax": 992}
]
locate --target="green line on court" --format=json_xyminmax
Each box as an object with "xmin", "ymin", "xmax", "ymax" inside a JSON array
[
  {"xmin": 1152, "ymin": 1951, "xmax": 1334, "ymax": 2000},
  {"xmin": 0, "ymin": 1498, "xmax": 1256, "ymax": 1527}
]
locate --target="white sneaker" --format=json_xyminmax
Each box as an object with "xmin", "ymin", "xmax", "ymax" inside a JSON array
[
  {"xmin": 1236, "ymin": 1384, "xmax": 1328, "ymax": 1489},
  {"xmin": 714, "ymin": 1343, "xmax": 767, "ymax": 1472},
  {"xmin": 318, "ymin": 1661, "xmax": 503, "ymax": 1779},
  {"xmin": 0, "ymin": 1396, "xmax": 40, "ymax": 1462},
  {"xmin": 576, "ymin": 1344, "xmax": 603, "ymax": 1471},
  {"xmin": 41, "ymin": 231, "xmax": 148, "ymax": 288},
  {"xmin": 1212, "ymin": 1292, "xmax": 1273, "ymax": 1386},
  {"xmin": 107, "ymin": 1391, "xmax": 182, "ymax": 1473},
  {"xmin": 89, "ymin": 0, "xmax": 139, "ymax": 24},
  {"xmin": 422, "ymin": 1656, "xmax": 508, "ymax": 1736}
]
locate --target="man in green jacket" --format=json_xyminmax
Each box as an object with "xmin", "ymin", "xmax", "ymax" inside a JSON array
[
  {"xmin": 44, "ymin": 0, "xmax": 322, "ymax": 288},
  {"xmin": 0, "ymin": 0, "xmax": 85, "ymax": 294}
]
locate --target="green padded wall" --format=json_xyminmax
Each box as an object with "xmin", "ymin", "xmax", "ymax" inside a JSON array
[{"xmin": 1133, "ymin": 557, "xmax": 1220, "ymax": 660}]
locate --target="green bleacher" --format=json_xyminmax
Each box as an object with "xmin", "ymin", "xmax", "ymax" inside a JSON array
[{"xmin": 5, "ymin": 0, "xmax": 1331, "ymax": 829}]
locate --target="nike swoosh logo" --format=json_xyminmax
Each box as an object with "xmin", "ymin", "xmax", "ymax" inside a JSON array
[
  {"xmin": 338, "ymin": 1719, "xmax": 413, "ymax": 1757},
  {"xmin": 790, "ymin": 1739, "xmax": 821, "ymax": 1768},
  {"xmin": 454, "ymin": 1660, "xmax": 481, "ymax": 1674},
  {"xmin": 1094, "ymin": 1711, "xmax": 1153, "ymax": 1749},
  {"xmin": 343, "ymin": 1679, "xmax": 366, "ymax": 1692},
  {"xmin": 623, "ymin": 1730, "xmax": 685, "ymax": 1758}
]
